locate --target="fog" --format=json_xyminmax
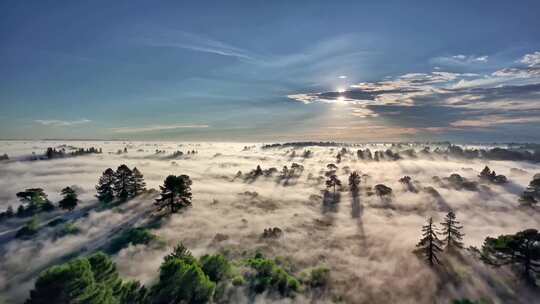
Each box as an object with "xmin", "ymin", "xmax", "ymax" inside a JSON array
[{"xmin": 0, "ymin": 141, "xmax": 539, "ymax": 303}]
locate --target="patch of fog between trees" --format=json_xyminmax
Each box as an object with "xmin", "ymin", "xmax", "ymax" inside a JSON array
[{"xmin": 0, "ymin": 141, "xmax": 539, "ymax": 303}]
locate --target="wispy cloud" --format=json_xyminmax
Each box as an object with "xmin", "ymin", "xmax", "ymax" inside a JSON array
[
  {"xmin": 34, "ymin": 119, "xmax": 91, "ymax": 127},
  {"xmin": 450, "ymin": 115, "xmax": 540, "ymax": 128},
  {"xmin": 111, "ymin": 124, "xmax": 209, "ymax": 133},
  {"xmin": 431, "ymin": 54, "xmax": 489, "ymax": 66},
  {"xmin": 139, "ymin": 29, "xmax": 256, "ymax": 62}
]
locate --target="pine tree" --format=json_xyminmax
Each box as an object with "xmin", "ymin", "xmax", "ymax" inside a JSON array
[
  {"xmin": 440, "ymin": 211, "xmax": 464, "ymax": 251},
  {"xmin": 59, "ymin": 187, "xmax": 78, "ymax": 211},
  {"xmin": 96, "ymin": 168, "xmax": 115, "ymax": 203},
  {"xmin": 113, "ymin": 165, "xmax": 134, "ymax": 201},
  {"xmin": 348, "ymin": 171, "xmax": 360, "ymax": 194},
  {"xmin": 155, "ymin": 175, "xmax": 193, "ymax": 214},
  {"xmin": 479, "ymin": 166, "xmax": 492, "ymax": 179},
  {"xmin": 132, "ymin": 167, "xmax": 146, "ymax": 195},
  {"xmin": 326, "ymin": 174, "xmax": 342, "ymax": 195},
  {"xmin": 415, "ymin": 217, "xmax": 443, "ymax": 266}
]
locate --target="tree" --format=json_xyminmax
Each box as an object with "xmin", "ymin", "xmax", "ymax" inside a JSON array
[
  {"xmin": 59, "ymin": 187, "xmax": 78, "ymax": 211},
  {"xmin": 113, "ymin": 165, "xmax": 134, "ymax": 201},
  {"xmin": 415, "ymin": 217, "xmax": 443, "ymax": 266},
  {"xmin": 326, "ymin": 174, "xmax": 341, "ymax": 196},
  {"xmin": 132, "ymin": 167, "xmax": 146, "ymax": 195},
  {"xmin": 96, "ymin": 168, "xmax": 115, "ymax": 203},
  {"xmin": 26, "ymin": 258, "xmax": 111, "ymax": 304},
  {"xmin": 348, "ymin": 171, "xmax": 361, "ymax": 194},
  {"xmin": 16, "ymin": 188, "xmax": 53, "ymax": 214},
  {"xmin": 164, "ymin": 243, "xmax": 197, "ymax": 264},
  {"xmin": 200, "ymin": 254, "xmax": 231, "ymax": 282},
  {"xmin": 155, "ymin": 175, "xmax": 193, "ymax": 213},
  {"xmin": 440, "ymin": 211, "xmax": 464, "ymax": 251},
  {"xmin": 479, "ymin": 166, "xmax": 492, "ymax": 179},
  {"xmin": 26, "ymin": 252, "xmax": 145, "ymax": 304},
  {"xmin": 481, "ymin": 229, "xmax": 540, "ymax": 285}
]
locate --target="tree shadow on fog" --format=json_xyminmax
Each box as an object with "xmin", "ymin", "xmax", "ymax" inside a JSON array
[
  {"xmin": 351, "ymin": 191, "xmax": 367, "ymax": 246},
  {"xmin": 322, "ymin": 191, "xmax": 340, "ymax": 214}
]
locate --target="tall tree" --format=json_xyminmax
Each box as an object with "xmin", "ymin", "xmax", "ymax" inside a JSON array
[
  {"xmin": 96, "ymin": 168, "xmax": 115, "ymax": 203},
  {"xmin": 415, "ymin": 217, "xmax": 443, "ymax": 266},
  {"xmin": 482, "ymin": 229, "xmax": 540, "ymax": 285},
  {"xmin": 326, "ymin": 174, "xmax": 342, "ymax": 196},
  {"xmin": 16, "ymin": 188, "xmax": 53, "ymax": 214},
  {"xmin": 155, "ymin": 175, "xmax": 193, "ymax": 213},
  {"xmin": 113, "ymin": 165, "xmax": 134, "ymax": 201},
  {"xmin": 348, "ymin": 171, "xmax": 361, "ymax": 195},
  {"xmin": 440, "ymin": 211, "xmax": 464, "ymax": 251},
  {"xmin": 132, "ymin": 167, "xmax": 146, "ymax": 195},
  {"xmin": 59, "ymin": 187, "xmax": 78, "ymax": 211}
]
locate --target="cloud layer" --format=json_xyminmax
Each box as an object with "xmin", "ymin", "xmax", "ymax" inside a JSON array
[{"xmin": 0, "ymin": 141, "xmax": 539, "ymax": 303}]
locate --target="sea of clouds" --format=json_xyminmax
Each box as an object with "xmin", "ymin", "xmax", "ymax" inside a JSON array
[{"xmin": 0, "ymin": 141, "xmax": 539, "ymax": 303}]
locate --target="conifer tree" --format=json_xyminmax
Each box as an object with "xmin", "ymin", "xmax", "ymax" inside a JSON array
[
  {"xmin": 132, "ymin": 167, "xmax": 146, "ymax": 195},
  {"xmin": 113, "ymin": 165, "xmax": 134, "ymax": 201},
  {"xmin": 326, "ymin": 174, "xmax": 342, "ymax": 196},
  {"xmin": 59, "ymin": 187, "xmax": 78, "ymax": 211},
  {"xmin": 155, "ymin": 175, "xmax": 193, "ymax": 213},
  {"xmin": 96, "ymin": 168, "xmax": 115, "ymax": 203},
  {"xmin": 415, "ymin": 217, "xmax": 443, "ymax": 266},
  {"xmin": 440, "ymin": 211, "xmax": 464, "ymax": 251},
  {"xmin": 348, "ymin": 171, "xmax": 361, "ymax": 194}
]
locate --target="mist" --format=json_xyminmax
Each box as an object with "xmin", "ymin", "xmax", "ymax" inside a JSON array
[{"xmin": 0, "ymin": 141, "xmax": 539, "ymax": 303}]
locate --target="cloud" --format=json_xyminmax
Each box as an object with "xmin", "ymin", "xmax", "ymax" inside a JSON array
[
  {"xmin": 110, "ymin": 124, "xmax": 210, "ymax": 133},
  {"xmin": 34, "ymin": 119, "xmax": 91, "ymax": 127},
  {"xmin": 520, "ymin": 51, "xmax": 540, "ymax": 67},
  {"xmin": 450, "ymin": 115, "xmax": 540, "ymax": 128},
  {"xmin": 1, "ymin": 141, "xmax": 539, "ymax": 303},
  {"xmin": 139, "ymin": 29, "xmax": 256, "ymax": 62},
  {"xmin": 287, "ymin": 51, "xmax": 540, "ymax": 138},
  {"xmin": 431, "ymin": 54, "xmax": 489, "ymax": 66}
]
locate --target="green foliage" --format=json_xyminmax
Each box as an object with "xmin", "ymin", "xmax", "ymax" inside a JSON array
[
  {"xmin": 200, "ymin": 254, "xmax": 231, "ymax": 282},
  {"xmin": 232, "ymin": 275, "xmax": 246, "ymax": 286},
  {"xmin": 108, "ymin": 228, "xmax": 160, "ymax": 254},
  {"xmin": 96, "ymin": 168, "xmax": 115, "ymax": 203},
  {"xmin": 154, "ymin": 175, "xmax": 192, "ymax": 213},
  {"xmin": 55, "ymin": 223, "xmax": 81, "ymax": 238},
  {"xmin": 164, "ymin": 243, "xmax": 197, "ymax": 265},
  {"xmin": 15, "ymin": 188, "xmax": 53, "ymax": 217},
  {"xmin": 26, "ymin": 252, "xmax": 147, "ymax": 304},
  {"xmin": 151, "ymin": 258, "xmax": 215, "ymax": 304},
  {"xmin": 15, "ymin": 218, "xmax": 39, "ymax": 239},
  {"xmin": 481, "ymin": 229, "xmax": 540, "ymax": 285},
  {"xmin": 307, "ymin": 267, "xmax": 330, "ymax": 288},
  {"xmin": 58, "ymin": 187, "xmax": 78, "ymax": 211},
  {"xmin": 246, "ymin": 254, "xmax": 300, "ymax": 297},
  {"xmin": 114, "ymin": 165, "xmax": 135, "ymax": 201},
  {"xmin": 26, "ymin": 258, "xmax": 114, "ymax": 304}
]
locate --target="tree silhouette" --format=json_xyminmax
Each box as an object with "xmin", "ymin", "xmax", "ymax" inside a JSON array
[
  {"xmin": 155, "ymin": 175, "xmax": 193, "ymax": 213},
  {"xmin": 113, "ymin": 165, "xmax": 134, "ymax": 201},
  {"xmin": 16, "ymin": 188, "xmax": 54, "ymax": 215},
  {"xmin": 132, "ymin": 167, "xmax": 146, "ymax": 195},
  {"xmin": 59, "ymin": 187, "xmax": 78, "ymax": 211},
  {"xmin": 96, "ymin": 168, "xmax": 115, "ymax": 203},
  {"xmin": 440, "ymin": 211, "xmax": 464, "ymax": 251},
  {"xmin": 326, "ymin": 174, "xmax": 341, "ymax": 196},
  {"xmin": 415, "ymin": 217, "xmax": 443, "ymax": 266},
  {"xmin": 348, "ymin": 171, "xmax": 360, "ymax": 195},
  {"xmin": 482, "ymin": 229, "xmax": 540, "ymax": 285}
]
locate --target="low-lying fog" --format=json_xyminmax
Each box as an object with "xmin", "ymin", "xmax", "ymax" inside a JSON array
[{"xmin": 0, "ymin": 141, "xmax": 539, "ymax": 303}]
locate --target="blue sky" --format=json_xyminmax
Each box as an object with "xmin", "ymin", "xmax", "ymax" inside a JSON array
[{"xmin": 1, "ymin": 0, "xmax": 540, "ymax": 142}]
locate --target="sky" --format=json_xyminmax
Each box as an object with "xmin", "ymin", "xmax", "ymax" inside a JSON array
[{"xmin": 1, "ymin": 0, "xmax": 540, "ymax": 142}]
